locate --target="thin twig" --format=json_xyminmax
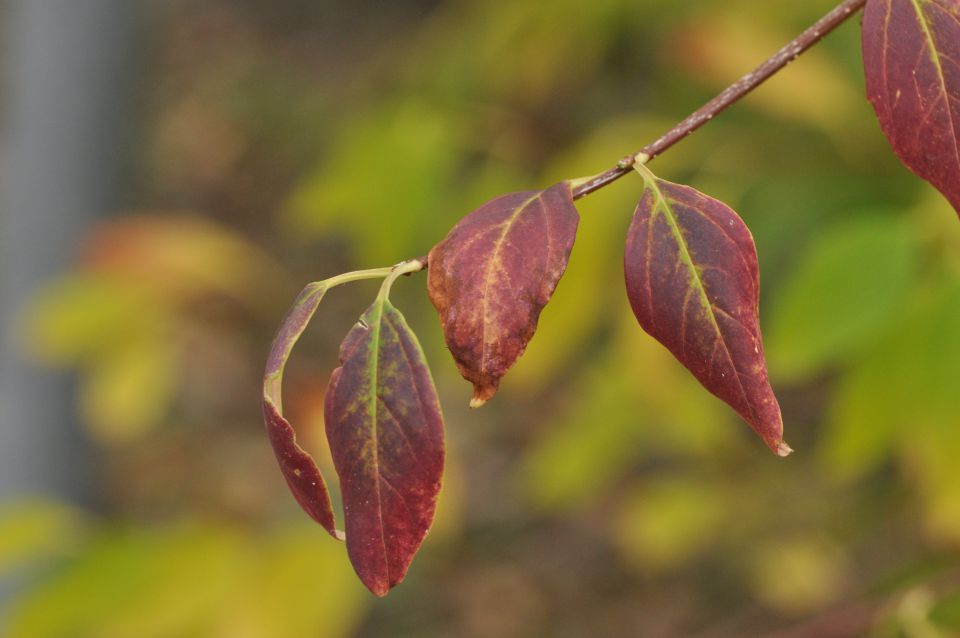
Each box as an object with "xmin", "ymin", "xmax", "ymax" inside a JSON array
[{"xmin": 571, "ymin": 0, "xmax": 868, "ymax": 200}]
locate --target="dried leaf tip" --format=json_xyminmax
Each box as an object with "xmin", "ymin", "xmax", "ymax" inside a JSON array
[
  {"xmin": 469, "ymin": 391, "xmax": 491, "ymax": 409},
  {"xmin": 469, "ymin": 378, "xmax": 500, "ymax": 408},
  {"xmin": 775, "ymin": 440, "xmax": 794, "ymax": 458}
]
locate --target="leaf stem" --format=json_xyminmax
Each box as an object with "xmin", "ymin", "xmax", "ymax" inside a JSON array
[
  {"xmin": 377, "ymin": 258, "xmax": 426, "ymax": 300},
  {"xmin": 571, "ymin": 0, "xmax": 868, "ymax": 200},
  {"xmin": 264, "ymin": 258, "xmax": 426, "ymax": 407}
]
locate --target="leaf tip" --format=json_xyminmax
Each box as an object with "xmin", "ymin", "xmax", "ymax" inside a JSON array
[
  {"xmin": 774, "ymin": 440, "xmax": 794, "ymax": 458},
  {"xmin": 262, "ymin": 397, "xmax": 340, "ymax": 537},
  {"xmin": 357, "ymin": 570, "xmax": 400, "ymax": 597},
  {"xmin": 469, "ymin": 384, "xmax": 496, "ymax": 408},
  {"xmin": 368, "ymin": 582, "xmax": 391, "ymax": 598}
]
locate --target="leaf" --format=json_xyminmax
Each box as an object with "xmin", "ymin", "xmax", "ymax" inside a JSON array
[
  {"xmin": 20, "ymin": 274, "xmax": 158, "ymax": 366},
  {"xmin": 4, "ymin": 525, "xmax": 244, "ymax": 638},
  {"xmin": 614, "ymin": 478, "xmax": 729, "ymax": 571},
  {"xmin": 80, "ymin": 336, "xmax": 178, "ymax": 443},
  {"xmin": 862, "ymin": 0, "xmax": 960, "ymax": 217},
  {"xmin": 233, "ymin": 527, "xmax": 369, "ymax": 638},
  {"xmin": 284, "ymin": 102, "xmax": 463, "ymax": 263},
  {"xmin": 624, "ymin": 165, "xmax": 787, "ymax": 455},
  {"xmin": 0, "ymin": 501, "xmax": 87, "ymax": 574},
  {"xmin": 427, "ymin": 182, "xmax": 580, "ymax": 406},
  {"xmin": 81, "ymin": 215, "xmax": 290, "ymax": 307},
  {"xmin": 324, "ymin": 294, "xmax": 445, "ymax": 597},
  {"xmin": 3, "ymin": 522, "xmax": 368, "ymax": 638},
  {"xmin": 766, "ymin": 215, "xmax": 919, "ymax": 381},
  {"xmin": 518, "ymin": 315, "xmax": 735, "ymax": 512},
  {"xmin": 263, "ymin": 283, "xmax": 342, "ymax": 540},
  {"xmin": 747, "ymin": 537, "xmax": 848, "ymax": 614}
]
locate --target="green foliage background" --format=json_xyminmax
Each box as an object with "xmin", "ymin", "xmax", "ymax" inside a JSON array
[{"xmin": 4, "ymin": 0, "xmax": 960, "ymax": 635}]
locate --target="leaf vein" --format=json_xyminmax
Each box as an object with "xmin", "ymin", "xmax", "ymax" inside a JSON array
[
  {"xmin": 478, "ymin": 192, "xmax": 542, "ymax": 377},
  {"xmin": 645, "ymin": 178, "xmax": 757, "ymax": 424},
  {"xmin": 911, "ymin": 0, "xmax": 960, "ymax": 171}
]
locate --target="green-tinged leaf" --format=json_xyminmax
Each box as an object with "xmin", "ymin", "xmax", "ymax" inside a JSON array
[
  {"xmin": 931, "ymin": 591, "xmax": 960, "ymax": 630},
  {"xmin": 325, "ymin": 281, "xmax": 444, "ymax": 597},
  {"xmin": 625, "ymin": 165, "xmax": 785, "ymax": 454},
  {"xmin": 615, "ymin": 478, "xmax": 728, "ymax": 571},
  {"xmin": 519, "ymin": 314, "xmax": 735, "ymax": 511},
  {"xmin": 821, "ymin": 352, "xmax": 906, "ymax": 481},
  {"xmin": 820, "ymin": 290, "xmax": 927, "ymax": 481},
  {"xmin": 520, "ymin": 368, "xmax": 645, "ymax": 511},
  {"xmin": 0, "ymin": 502, "xmax": 87, "ymax": 574},
  {"xmin": 3, "ymin": 523, "xmax": 369, "ymax": 638},
  {"xmin": 81, "ymin": 215, "xmax": 289, "ymax": 306},
  {"xmin": 767, "ymin": 216, "xmax": 919, "ymax": 380},
  {"xmin": 824, "ymin": 280, "xmax": 960, "ymax": 491},
  {"xmin": 19, "ymin": 275, "xmax": 160, "ymax": 366},
  {"xmin": 747, "ymin": 537, "xmax": 849, "ymax": 614},
  {"xmin": 894, "ymin": 283, "xmax": 960, "ymax": 541},
  {"xmin": 906, "ymin": 429, "xmax": 960, "ymax": 543},
  {"xmin": 905, "ymin": 282, "xmax": 960, "ymax": 422},
  {"xmin": 225, "ymin": 528, "xmax": 368, "ymax": 638},
  {"xmin": 284, "ymin": 102, "xmax": 463, "ymax": 261},
  {"xmin": 4, "ymin": 525, "xmax": 244, "ymax": 638},
  {"xmin": 80, "ymin": 337, "xmax": 178, "ymax": 443}
]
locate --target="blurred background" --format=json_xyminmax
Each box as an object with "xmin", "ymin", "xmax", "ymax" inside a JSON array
[{"xmin": 2, "ymin": 0, "xmax": 959, "ymax": 636}]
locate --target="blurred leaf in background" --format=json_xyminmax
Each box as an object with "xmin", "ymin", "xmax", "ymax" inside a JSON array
[{"xmin": 4, "ymin": 0, "xmax": 960, "ymax": 636}]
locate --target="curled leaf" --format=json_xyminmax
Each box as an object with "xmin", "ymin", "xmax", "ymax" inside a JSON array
[
  {"xmin": 624, "ymin": 165, "xmax": 787, "ymax": 455},
  {"xmin": 862, "ymin": 0, "xmax": 960, "ymax": 217},
  {"xmin": 325, "ymin": 284, "xmax": 445, "ymax": 596},
  {"xmin": 427, "ymin": 182, "xmax": 579, "ymax": 406},
  {"xmin": 263, "ymin": 283, "xmax": 342, "ymax": 539}
]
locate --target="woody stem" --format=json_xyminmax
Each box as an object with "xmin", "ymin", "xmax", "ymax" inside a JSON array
[{"xmin": 571, "ymin": 0, "xmax": 868, "ymax": 199}]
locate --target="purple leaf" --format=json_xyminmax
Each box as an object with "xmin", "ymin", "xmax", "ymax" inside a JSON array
[
  {"xmin": 325, "ymin": 295, "xmax": 445, "ymax": 596},
  {"xmin": 862, "ymin": 0, "xmax": 960, "ymax": 217},
  {"xmin": 263, "ymin": 283, "xmax": 342, "ymax": 539},
  {"xmin": 624, "ymin": 166, "xmax": 788, "ymax": 455},
  {"xmin": 427, "ymin": 182, "xmax": 579, "ymax": 406}
]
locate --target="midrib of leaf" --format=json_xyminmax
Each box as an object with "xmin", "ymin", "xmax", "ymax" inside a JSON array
[
  {"xmin": 637, "ymin": 169, "xmax": 754, "ymax": 418},
  {"xmin": 365, "ymin": 298, "xmax": 391, "ymax": 583},
  {"xmin": 910, "ymin": 0, "xmax": 960, "ymax": 169},
  {"xmin": 478, "ymin": 191, "xmax": 542, "ymax": 373}
]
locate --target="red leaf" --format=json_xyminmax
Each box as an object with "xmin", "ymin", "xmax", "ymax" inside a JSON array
[
  {"xmin": 427, "ymin": 182, "xmax": 579, "ymax": 406},
  {"xmin": 624, "ymin": 166, "xmax": 788, "ymax": 455},
  {"xmin": 263, "ymin": 400, "xmax": 341, "ymax": 538},
  {"xmin": 862, "ymin": 0, "xmax": 960, "ymax": 217},
  {"xmin": 263, "ymin": 283, "xmax": 343, "ymax": 539},
  {"xmin": 325, "ymin": 296, "xmax": 445, "ymax": 596}
]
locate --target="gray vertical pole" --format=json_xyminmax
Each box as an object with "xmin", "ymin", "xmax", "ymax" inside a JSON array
[{"xmin": 0, "ymin": 0, "xmax": 138, "ymax": 507}]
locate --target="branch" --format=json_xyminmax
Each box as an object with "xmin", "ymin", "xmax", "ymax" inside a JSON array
[{"xmin": 571, "ymin": 0, "xmax": 868, "ymax": 200}]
